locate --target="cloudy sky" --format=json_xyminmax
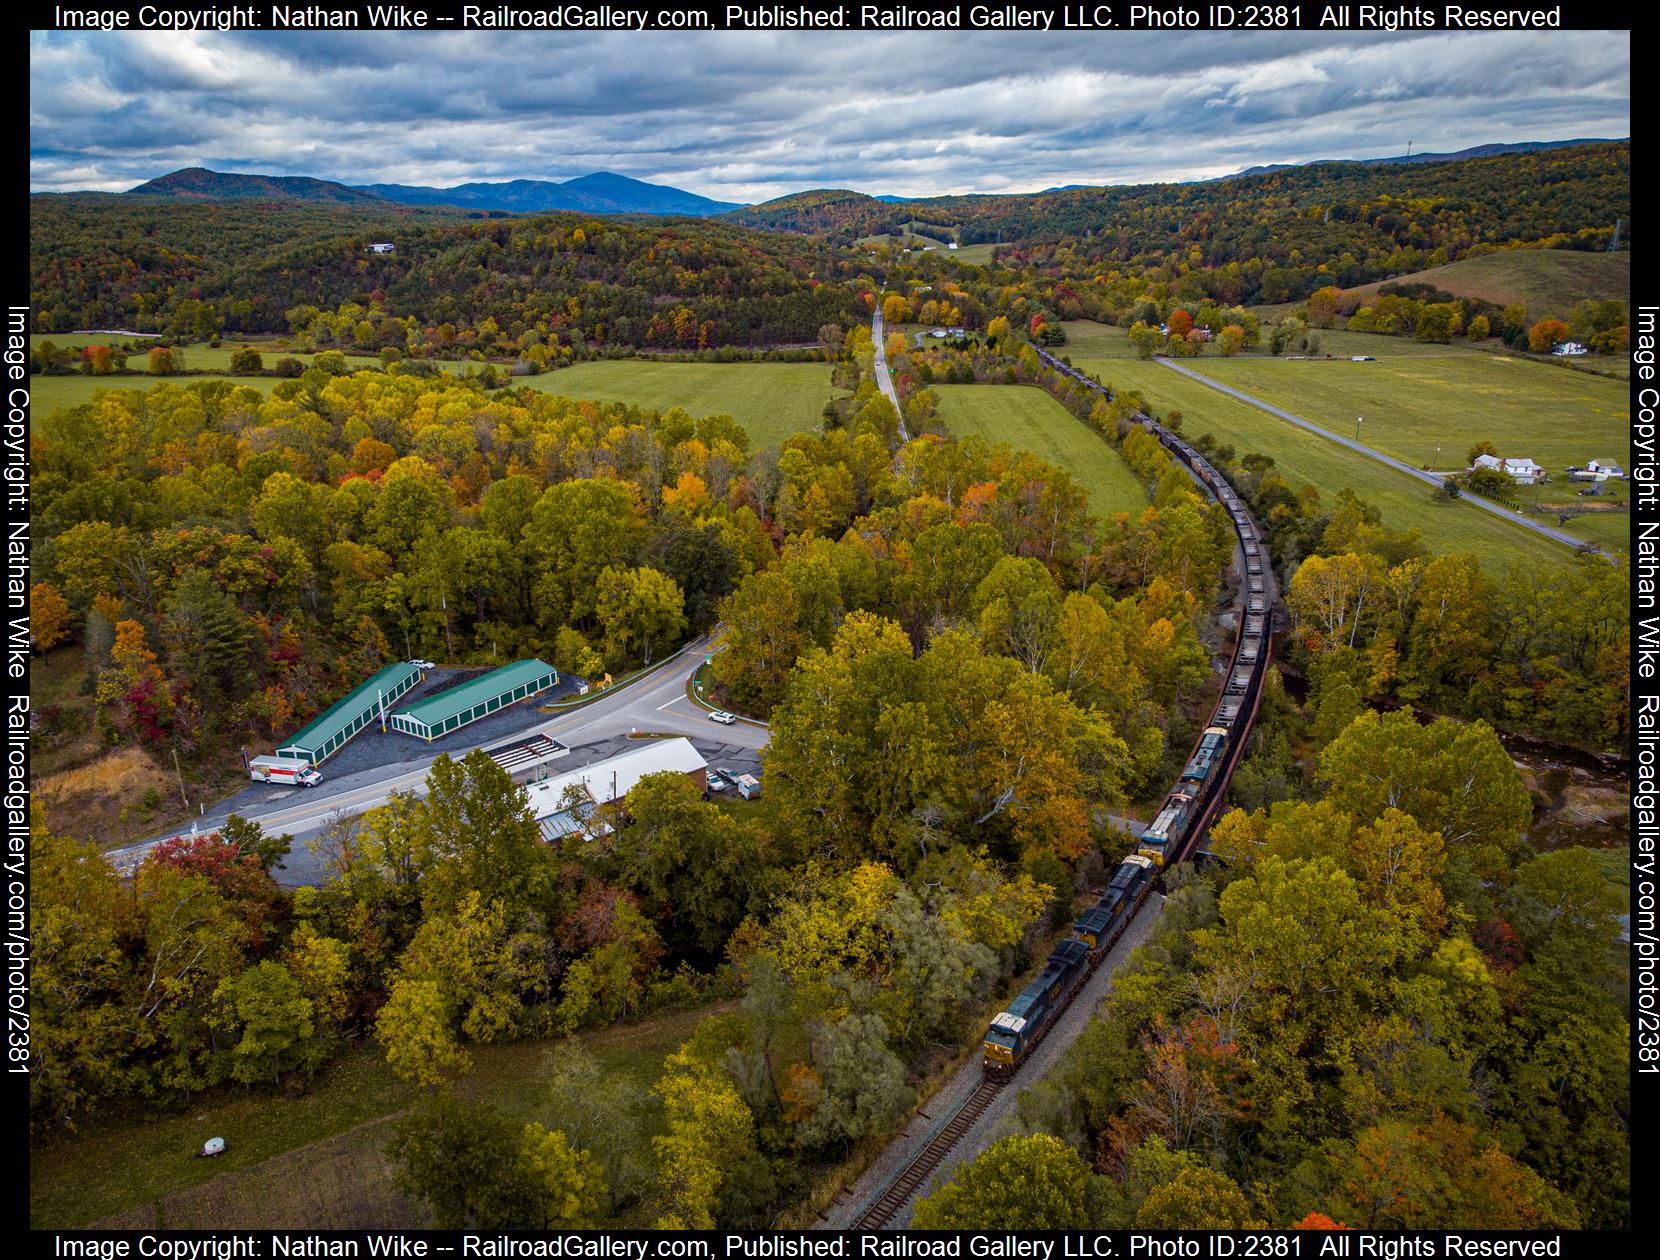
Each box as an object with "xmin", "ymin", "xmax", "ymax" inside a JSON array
[{"xmin": 30, "ymin": 30, "xmax": 1629, "ymax": 202}]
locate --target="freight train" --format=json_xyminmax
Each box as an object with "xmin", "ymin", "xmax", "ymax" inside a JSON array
[{"xmin": 980, "ymin": 348, "xmax": 1274, "ymax": 1080}]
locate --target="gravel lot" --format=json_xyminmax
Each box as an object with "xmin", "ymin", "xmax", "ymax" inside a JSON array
[{"xmin": 819, "ymin": 894, "xmax": 1166, "ymax": 1229}]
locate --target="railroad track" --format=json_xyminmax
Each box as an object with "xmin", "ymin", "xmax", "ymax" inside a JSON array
[
  {"xmin": 849, "ymin": 1079, "xmax": 1005, "ymax": 1229},
  {"xmin": 837, "ymin": 343, "xmax": 1274, "ymax": 1232}
]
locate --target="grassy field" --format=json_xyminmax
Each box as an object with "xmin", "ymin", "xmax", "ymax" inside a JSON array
[
  {"xmin": 1339, "ymin": 249, "xmax": 1631, "ymax": 312},
  {"xmin": 932, "ymin": 384, "xmax": 1148, "ymax": 515},
  {"xmin": 1194, "ymin": 352, "xmax": 1628, "ymax": 479},
  {"xmin": 31, "ymin": 1004, "xmax": 718, "ymax": 1229},
  {"xmin": 31, "ymin": 374, "xmax": 274, "ymax": 415},
  {"xmin": 1078, "ymin": 355, "xmax": 1586, "ymax": 574},
  {"xmin": 950, "ymin": 243, "xmax": 1001, "ymax": 265},
  {"xmin": 1061, "ymin": 320, "xmax": 1623, "ymax": 562},
  {"xmin": 518, "ymin": 361, "xmax": 842, "ymax": 448},
  {"xmin": 31, "ymin": 334, "xmax": 391, "ymax": 374}
]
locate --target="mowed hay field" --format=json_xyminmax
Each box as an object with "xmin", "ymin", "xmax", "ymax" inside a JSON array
[
  {"xmin": 1195, "ymin": 352, "xmax": 1628, "ymax": 483},
  {"xmin": 932, "ymin": 384, "xmax": 1148, "ymax": 515},
  {"xmin": 518, "ymin": 361, "xmax": 843, "ymax": 448},
  {"xmin": 1062, "ymin": 321, "xmax": 1621, "ymax": 568},
  {"xmin": 1085, "ymin": 357, "xmax": 1585, "ymax": 575},
  {"xmin": 29, "ymin": 359, "xmax": 832, "ymax": 447}
]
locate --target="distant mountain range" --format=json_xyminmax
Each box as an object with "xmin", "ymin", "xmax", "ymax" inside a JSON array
[
  {"xmin": 126, "ymin": 167, "xmax": 743, "ymax": 216},
  {"xmin": 1222, "ymin": 138, "xmax": 1619, "ymax": 180},
  {"xmin": 112, "ymin": 138, "xmax": 1627, "ymax": 220}
]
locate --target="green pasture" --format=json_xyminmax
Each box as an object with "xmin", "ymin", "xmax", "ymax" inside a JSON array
[
  {"xmin": 931, "ymin": 384, "xmax": 1148, "ymax": 515},
  {"xmin": 1195, "ymin": 349, "xmax": 1628, "ymax": 478},
  {"xmin": 517, "ymin": 360, "xmax": 843, "ymax": 448},
  {"xmin": 1081, "ymin": 356, "xmax": 1588, "ymax": 574}
]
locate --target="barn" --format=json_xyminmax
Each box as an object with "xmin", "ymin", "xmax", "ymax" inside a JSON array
[
  {"xmin": 277, "ymin": 661, "xmax": 423, "ymax": 765},
  {"xmin": 388, "ymin": 658, "xmax": 559, "ymax": 742}
]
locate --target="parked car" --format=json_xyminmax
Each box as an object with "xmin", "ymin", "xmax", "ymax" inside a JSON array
[
  {"xmin": 713, "ymin": 767, "xmax": 739, "ymax": 789},
  {"xmin": 708, "ymin": 710, "xmax": 737, "ymax": 725},
  {"xmin": 410, "ymin": 659, "xmax": 437, "ymax": 671},
  {"xmin": 705, "ymin": 770, "xmax": 728, "ymax": 791}
]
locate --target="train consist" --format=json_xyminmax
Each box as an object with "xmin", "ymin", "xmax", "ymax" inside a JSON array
[{"xmin": 980, "ymin": 349, "xmax": 1274, "ymax": 1080}]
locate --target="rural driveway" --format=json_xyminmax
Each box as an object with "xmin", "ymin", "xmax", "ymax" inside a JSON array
[
  {"xmin": 108, "ymin": 634, "xmax": 769, "ymax": 878},
  {"xmin": 1155, "ymin": 357, "xmax": 1597, "ymax": 554},
  {"xmin": 871, "ymin": 301, "xmax": 908, "ymax": 441}
]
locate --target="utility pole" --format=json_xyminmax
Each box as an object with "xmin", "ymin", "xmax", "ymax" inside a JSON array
[
  {"xmin": 172, "ymin": 747, "xmax": 188, "ymax": 808},
  {"xmin": 1356, "ymin": 415, "xmax": 1363, "ymax": 441}
]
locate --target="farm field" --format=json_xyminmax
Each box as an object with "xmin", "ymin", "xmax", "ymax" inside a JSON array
[
  {"xmin": 31, "ymin": 1003, "xmax": 720, "ymax": 1229},
  {"xmin": 31, "ymin": 374, "xmax": 273, "ymax": 415},
  {"xmin": 517, "ymin": 360, "xmax": 843, "ymax": 448},
  {"xmin": 31, "ymin": 334, "xmax": 393, "ymax": 374},
  {"xmin": 949, "ymin": 243, "xmax": 1000, "ymax": 265},
  {"xmin": 1194, "ymin": 350, "xmax": 1628, "ymax": 479},
  {"xmin": 1062, "ymin": 321, "xmax": 1625, "ymax": 559},
  {"xmin": 1082, "ymin": 356, "xmax": 1588, "ymax": 574},
  {"xmin": 931, "ymin": 384, "xmax": 1148, "ymax": 515}
]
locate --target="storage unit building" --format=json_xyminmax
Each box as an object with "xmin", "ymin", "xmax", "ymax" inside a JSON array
[
  {"xmin": 389, "ymin": 658, "xmax": 558, "ymax": 742},
  {"xmin": 276, "ymin": 661, "xmax": 422, "ymax": 765}
]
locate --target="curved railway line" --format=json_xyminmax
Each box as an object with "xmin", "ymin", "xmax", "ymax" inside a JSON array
[{"xmin": 842, "ymin": 347, "xmax": 1276, "ymax": 1230}]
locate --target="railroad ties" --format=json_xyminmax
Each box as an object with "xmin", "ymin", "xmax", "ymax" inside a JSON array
[{"xmin": 850, "ymin": 1079, "xmax": 1004, "ymax": 1229}]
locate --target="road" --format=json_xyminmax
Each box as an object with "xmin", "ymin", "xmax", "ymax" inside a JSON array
[
  {"xmin": 871, "ymin": 301, "xmax": 908, "ymax": 441},
  {"xmin": 109, "ymin": 634, "xmax": 768, "ymax": 877},
  {"xmin": 1155, "ymin": 357, "xmax": 1598, "ymax": 554}
]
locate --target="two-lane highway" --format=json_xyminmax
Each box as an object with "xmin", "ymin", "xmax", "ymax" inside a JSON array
[{"xmin": 872, "ymin": 300, "xmax": 909, "ymax": 442}]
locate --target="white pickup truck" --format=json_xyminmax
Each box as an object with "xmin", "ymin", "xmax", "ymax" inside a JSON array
[{"xmin": 248, "ymin": 756, "xmax": 322, "ymax": 788}]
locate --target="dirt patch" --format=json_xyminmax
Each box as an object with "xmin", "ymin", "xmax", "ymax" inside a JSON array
[{"xmin": 36, "ymin": 747, "xmax": 177, "ymax": 839}]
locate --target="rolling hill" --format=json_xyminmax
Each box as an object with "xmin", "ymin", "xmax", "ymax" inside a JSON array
[
  {"xmin": 1340, "ymin": 249, "xmax": 1631, "ymax": 313},
  {"xmin": 126, "ymin": 168, "xmax": 385, "ymax": 204}
]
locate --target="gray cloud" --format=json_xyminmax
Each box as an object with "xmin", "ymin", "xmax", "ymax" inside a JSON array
[{"xmin": 29, "ymin": 30, "xmax": 1630, "ymax": 201}]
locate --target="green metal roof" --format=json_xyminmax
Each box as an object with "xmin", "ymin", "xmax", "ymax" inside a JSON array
[
  {"xmin": 281, "ymin": 662, "xmax": 421, "ymax": 752},
  {"xmin": 391, "ymin": 659, "xmax": 556, "ymax": 729}
]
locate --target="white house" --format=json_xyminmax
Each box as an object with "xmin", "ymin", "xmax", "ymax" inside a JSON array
[
  {"xmin": 1588, "ymin": 459, "xmax": 1625, "ymax": 478},
  {"xmin": 367, "ymin": 242, "xmax": 395, "ymax": 254},
  {"xmin": 1473, "ymin": 454, "xmax": 1545, "ymax": 485},
  {"xmin": 1551, "ymin": 341, "xmax": 1587, "ymax": 356},
  {"xmin": 523, "ymin": 737, "xmax": 708, "ymax": 842},
  {"xmin": 947, "ymin": 242, "xmax": 959, "ymax": 251}
]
